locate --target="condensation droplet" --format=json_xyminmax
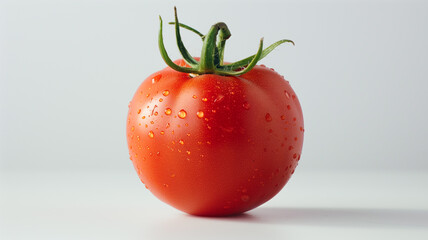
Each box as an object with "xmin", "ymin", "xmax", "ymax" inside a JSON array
[
  {"xmin": 178, "ymin": 109, "xmax": 187, "ymax": 119},
  {"xmin": 284, "ymin": 90, "xmax": 290, "ymax": 99},
  {"xmin": 281, "ymin": 115, "xmax": 286, "ymax": 120},
  {"xmin": 148, "ymin": 131, "xmax": 154, "ymax": 138},
  {"xmin": 170, "ymin": 174, "xmax": 176, "ymax": 178},
  {"xmin": 160, "ymin": 131, "xmax": 165, "ymax": 135},
  {"xmin": 165, "ymin": 108, "xmax": 172, "ymax": 115},
  {"xmin": 265, "ymin": 113, "xmax": 272, "ymax": 122},
  {"xmin": 186, "ymin": 150, "xmax": 191, "ymax": 155},
  {"xmin": 201, "ymin": 97, "xmax": 208, "ymax": 102},
  {"xmin": 241, "ymin": 195, "xmax": 250, "ymax": 202},
  {"xmin": 179, "ymin": 139, "xmax": 184, "ymax": 145},
  {"xmin": 159, "ymin": 98, "xmax": 163, "ymax": 102},
  {"xmin": 142, "ymin": 116, "xmax": 146, "ymax": 119},
  {"xmin": 197, "ymin": 111, "xmax": 204, "ymax": 118},
  {"xmin": 162, "ymin": 90, "xmax": 170, "ymax": 96},
  {"xmin": 152, "ymin": 74, "xmax": 162, "ymax": 83},
  {"xmin": 287, "ymin": 105, "xmax": 291, "ymax": 110},
  {"xmin": 137, "ymin": 109, "xmax": 141, "ymax": 114},
  {"xmin": 163, "ymin": 183, "xmax": 169, "ymax": 187},
  {"xmin": 214, "ymin": 94, "xmax": 224, "ymax": 103},
  {"xmin": 192, "ymin": 95, "xmax": 197, "ymax": 99},
  {"xmin": 154, "ymin": 112, "xmax": 158, "ymax": 116},
  {"xmin": 293, "ymin": 153, "xmax": 297, "ymax": 159},
  {"xmin": 131, "ymin": 126, "xmax": 135, "ymax": 131},
  {"xmin": 242, "ymin": 102, "xmax": 250, "ymax": 110}
]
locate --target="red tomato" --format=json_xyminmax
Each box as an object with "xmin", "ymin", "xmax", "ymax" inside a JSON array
[{"xmin": 126, "ymin": 59, "xmax": 304, "ymax": 216}]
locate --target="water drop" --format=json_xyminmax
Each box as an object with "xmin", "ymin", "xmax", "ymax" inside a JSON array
[
  {"xmin": 148, "ymin": 131, "xmax": 154, "ymax": 138},
  {"xmin": 163, "ymin": 183, "xmax": 169, "ymax": 187},
  {"xmin": 281, "ymin": 115, "xmax": 286, "ymax": 120},
  {"xmin": 154, "ymin": 112, "xmax": 158, "ymax": 116},
  {"xmin": 165, "ymin": 108, "xmax": 172, "ymax": 115},
  {"xmin": 170, "ymin": 173, "xmax": 176, "ymax": 178},
  {"xmin": 186, "ymin": 150, "xmax": 191, "ymax": 155},
  {"xmin": 241, "ymin": 195, "xmax": 250, "ymax": 202},
  {"xmin": 142, "ymin": 116, "xmax": 146, "ymax": 119},
  {"xmin": 265, "ymin": 113, "xmax": 272, "ymax": 122},
  {"xmin": 178, "ymin": 109, "xmax": 187, "ymax": 119},
  {"xmin": 159, "ymin": 98, "xmax": 163, "ymax": 102},
  {"xmin": 192, "ymin": 95, "xmax": 197, "ymax": 99},
  {"xmin": 152, "ymin": 74, "xmax": 162, "ymax": 83},
  {"xmin": 214, "ymin": 94, "xmax": 224, "ymax": 103},
  {"xmin": 284, "ymin": 91, "xmax": 290, "ymax": 99},
  {"xmin": 160, "ymin": 131, "xmax": 165, "ymax": 135},
  {"xmin": 137, "ymin": 109, "xmax": 141, "ymax": 114},
  {"xmin": 242, "ymin": 102, "xmax": 250, "ymax": 110},
  {"xmin": 201, "ymin": 97, "xmax": 208, "ymax": 102},
  {"xmin": 162, "ymin": 90, "xmax": 170, "ymax": 96},
  {"xmin": 196, "ymin": 111, "xmax": 204, "ymax": 118},
  {"xmin": 293, "ymin": 153, "xmax": 297, "ymax": 159},
  {"xmin": 179, "ymin": 139, "xmax": 184, "ymax": 145},
  {"xmin": 287, "ymin": 105, "xmax": 291, "ymax": 110}
]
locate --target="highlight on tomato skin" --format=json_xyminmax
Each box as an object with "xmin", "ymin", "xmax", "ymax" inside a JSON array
[{"xmin": 126, "ymin": 8, "xmax": 303, "ymax": 217}]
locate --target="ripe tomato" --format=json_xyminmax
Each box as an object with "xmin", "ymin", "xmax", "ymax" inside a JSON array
[{"xmin": 126, "ymin": 8, "xmax": 303, "ymax": 216}]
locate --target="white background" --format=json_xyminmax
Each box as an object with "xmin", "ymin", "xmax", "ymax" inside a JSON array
[{"xmin": 1, "ymin": 0, "xmax": 427, "ymax": 239}]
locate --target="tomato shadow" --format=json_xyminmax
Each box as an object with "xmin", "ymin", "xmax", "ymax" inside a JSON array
[{"xmin": 233, "ymin": 207, "xmax": 428, "ymax": 229}]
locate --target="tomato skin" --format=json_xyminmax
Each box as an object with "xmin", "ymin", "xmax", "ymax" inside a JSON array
[{"xmin": 126, "ymin": 59, "xmax": 304, "ymax": 216}]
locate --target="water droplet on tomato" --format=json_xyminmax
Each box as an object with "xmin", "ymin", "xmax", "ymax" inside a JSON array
[
  {"xmin": 214, "ymin": 94, "xmax": 224, "ymax": 103},
  {"xmin": 154, "ymin": 112, "xmax": 158, "ymax": 116},
  {"xmin": 159, "ymin": 98, "xmax": 163, "ymax": 102},
  {"xmin": 265, "ymin": 113, "xmax": 272, "ymax": 122},
  {"xmin": 284, "ymin": 90, "xmax": 290, "ymax": 99},
  {"xmin": 162, "ymin": 90, "xmax": 170, "ymax": 96},
  {"xmin": 281, "ymin": 115, "xmax": 286, "ymax": 120},
  {"xmin": 165, "ymin": 108, "xmax": 172, "ymax": 115},
  {"xmin": 197, "ymin": 111, "xmax": 204, "ymax": 118},
  {"xmin": 242, "ymin": 102, "xmax": 250, "ymax": 110},
  {"xmin": 186, "ymin": 150, "xmax": 191, "ymax": 155},
  {"xmin": 160, "ymin": 131, "xmax": 165, "ymax": 135},
  {"xmin": 293, "ymin": 153, "xmax": 297, "ymax": 159},
  {"xmin": 163, "ymin": 183, "xmax": 169, "ymax": 187},
  {"xmin": 148, "ymin": 131, "xmax": 154, "ymax": 138},
  {"xmin": 241, "ymin": 195, "xmax": 250, "ymax": 202},
  {"xmin": 179, "ymin": 139, "xmax": 184, "ymax": 145},
  {"xmin": 137, "ymin": 109, "xmax": 141, "ymax": 114},
  {"xmin": 178, "ymin": 109, "xmax": 187, "ymax": 119},
  {"xmin": 287, "ymin": 105, "xmax": 291, "ymax": 110},
  {"xmin": 192, "ymin": 95, "xmax": 197, "ymax": 99},
  {"xmin": 152, "ymin": 74, "xmax": 162, "ymax": 83},
  {"xmin": 201, "ymin": 97, "xmax": 208, "ymax": 102}
]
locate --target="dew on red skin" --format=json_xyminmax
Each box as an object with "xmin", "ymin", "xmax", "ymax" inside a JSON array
[
  {"xmin": 241, "ymin": 195, "xmax": 250, "ymax": 202},
  {"xmin": 197, "ymin": 111, "xmax": 204, "ymax": 118},
  {"xmin": 137, "ymin": 109, "xmax": 141, "ymax": 114},
  {"xmin": 287, "ymin": 105, "xmax": 291, "ymax": 110},
  {"xmin": 162, "ymin": 90, "xmax": 170, "ymax": 96},
  {"xmin": 165, "ymin": 108, "xmax": 172, "ymax": 115},
  {"xmin": 214, "ymin": 94, "xmax": 225, "ymax": 103},
  {"xmin": 179, "ymin": 139, "xmax": 184, "ymax": 145},
  {"xmin": 265, "ymin": 113, "xmax": 272, "ymax": 122},
  {"xmin": 148, "ymin": 131, "xmax": 154, "ymax": 138},
  {"xmin": 178, "ymin": 109, "xmax": 187, "ymax": 119},
  {"xmin": 152, "ymin": 74, "xmax": 162, "ymax": 83},
  {"xmin": 242, "ymin": 102, "xmax": 250, "ymax": 110},
  {"xmin": 201, "ymin": 97, "xmax": 208, "ymax": 102}
]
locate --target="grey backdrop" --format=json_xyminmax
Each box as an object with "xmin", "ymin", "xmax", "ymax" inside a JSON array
[{"xmin": 1, "ymin": 0, "xmax": 427, "ymax": 173}]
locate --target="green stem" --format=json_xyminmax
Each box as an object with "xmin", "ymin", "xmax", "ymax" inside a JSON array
[{"xmin": 158, "ymin": 7, "xmax": 294, "ymax": 76}]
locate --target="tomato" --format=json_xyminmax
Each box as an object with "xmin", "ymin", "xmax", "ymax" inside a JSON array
[{"xmin": 126, "ymin": 8, "xmax": 303, "ymax": 216}]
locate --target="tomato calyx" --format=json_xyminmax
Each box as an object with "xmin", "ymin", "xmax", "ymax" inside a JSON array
[{"xmin": 158, "ymin": 7, "xmax": 295, "ymax": 76}]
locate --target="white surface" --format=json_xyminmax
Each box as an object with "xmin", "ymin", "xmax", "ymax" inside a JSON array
[{"xmin": 1, "ymin": 169, "xmax": 427, "ymax": 240}]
